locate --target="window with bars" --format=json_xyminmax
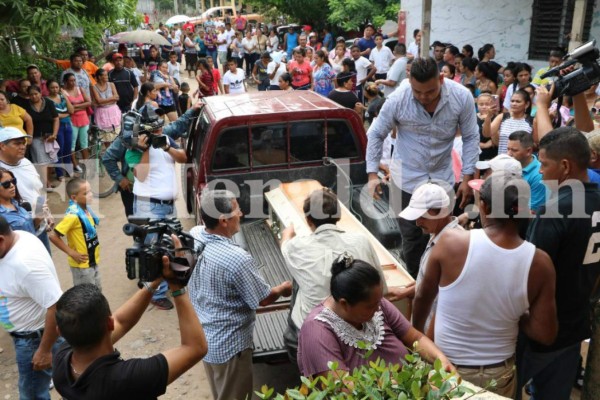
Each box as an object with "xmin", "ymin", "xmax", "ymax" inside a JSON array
[{"xmin": 528, "ymin": 0, "xmax": 595, "ymax": 60}]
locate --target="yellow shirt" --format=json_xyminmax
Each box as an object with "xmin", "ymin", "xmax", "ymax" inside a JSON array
[
  {"xmin": 54, "ymin": 213, "xmax": 100, "ymax": 268},
  {"xmin": 0, "ymin": 104, "xmax": 27, "ymax": 134}
]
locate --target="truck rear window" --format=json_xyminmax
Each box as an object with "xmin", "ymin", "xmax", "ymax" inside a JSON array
[
  {"xmin": 212, "ymin": 127, "xmax": 249, "ymax": 171},
  {"xmin": 210, "ymin": 119, "xmax": 359, "ymax": 172}
]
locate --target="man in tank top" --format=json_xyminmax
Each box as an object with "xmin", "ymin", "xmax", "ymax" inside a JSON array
[{"xmin": 413, "ymin": 170, "xmax": 558, "ymax": 398}]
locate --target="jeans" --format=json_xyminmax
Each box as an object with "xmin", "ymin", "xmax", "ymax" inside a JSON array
[
  {"xmin": 119, "ymin": 187, "xmax": 134, "ymax": 217},
  {"xmin": 13, "ymin": 335, "xmax": 64, "ymax": 400},
  {"xmin": 55, "ymin": 121, "xmax": 73, "ymax": 178},
  {"xmin": 133, "ymin": 196, "xmax": 175, "ymax": 301},
  {"xmin": 397, "ymin": 190, "xmax": 429, "ymax": 278},
  {"xmin": 133, "ymin": 197, "xmax": 175, "ymax": 219},
  {"xmin": 516, "ymin": 341, "xmax": 581, "ymax": 400},
  {"xmin": 207, "ymin": 50, "xmax": 218, "ymax": 69}
]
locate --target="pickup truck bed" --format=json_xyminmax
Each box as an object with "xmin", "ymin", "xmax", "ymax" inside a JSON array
[{"xmin": 235, "ymin": 219, "xmax": 292, "ymax": 363}]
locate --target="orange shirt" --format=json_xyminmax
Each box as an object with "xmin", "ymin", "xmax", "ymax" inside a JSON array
[{"xmin": 55, "ymin": 60, "xmax": 99, "ymax": 85}]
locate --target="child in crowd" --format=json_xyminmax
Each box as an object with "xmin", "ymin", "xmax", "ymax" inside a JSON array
[
  {"xmin": 179, "ymin": 82, "xmax": 192, "ymax": 113},
  {"xmin": 50, "ymin": 178, "xmax": 101, "ymax": 289},
  {"xmin": 207, "ymin": 56, "xmax": 223, "ymax": 95},
  {"xmin": 168, "ymin": 51, "xmax": 181, "ymax": 84},
  {"xmin": 124, "ymin": 56, "xmax": 143, "ymax": 86}
]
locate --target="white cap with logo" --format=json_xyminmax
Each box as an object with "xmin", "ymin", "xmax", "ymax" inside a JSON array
[{"xmin": 399, "ymin": 183, "xmax": 450, "ymax": 221}]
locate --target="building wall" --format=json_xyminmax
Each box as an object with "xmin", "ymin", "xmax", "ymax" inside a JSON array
[{"xmin": 401, "ymin": 0, "xmax": 544, "ymax": 70}]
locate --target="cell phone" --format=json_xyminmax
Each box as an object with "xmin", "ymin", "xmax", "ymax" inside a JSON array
[{"xmin": 491, "ymin": 94, "xmax": 500, "ymax": 109}]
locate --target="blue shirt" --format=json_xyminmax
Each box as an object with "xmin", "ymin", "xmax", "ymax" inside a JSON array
[
  {"xmin": 188, "ymin": 227, "xmax": 271, "ymax": 364},
  {"xmin": 0, "ymin": 200, "xmax": 35, "ymax": 234},
  {"xmin": 357, "ymin": 37, "xmax": 375, "ymax": 53},
  {"xmin": 366, "ymin": 78, "xmax": 480, "ymax": 193},
  {"xmin": 522, "ymin": 155, "xmax": 546, "ymax": 212},
  {"xmin": 588, "ymin": 168, "xmax": 600, "ymax": 185}
]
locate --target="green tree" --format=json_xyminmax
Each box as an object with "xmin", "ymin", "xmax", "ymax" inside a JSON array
[
  {"xmin": 0, "ymin": 0, "xmax": 140, "ymax": 56},
  {"xmin": 327, "ymin": 0, "xmax": 399, "ymax": 31}
]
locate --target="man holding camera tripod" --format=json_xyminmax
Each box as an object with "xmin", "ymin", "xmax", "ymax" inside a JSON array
[{"xmin": 52, "ymin": 235, "xmax": 207, "ymax": 399}]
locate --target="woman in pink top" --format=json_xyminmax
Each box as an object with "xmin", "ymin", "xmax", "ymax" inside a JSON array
[
  {"xmin": 62, "ymin": 72, "xmax": 90, "ymax": 173},
  {"xmin": 297, "ymin": 256, "xmax": 452, "ymax": 378},
  {"xmin": 288, "ymin": 48, "xmax": 312, "ymax": 90}
]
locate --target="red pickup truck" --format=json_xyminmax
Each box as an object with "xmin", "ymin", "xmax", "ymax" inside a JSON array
[{"xmin": 183, "ymin": 91, "xmax": 405, "ymax": 363}]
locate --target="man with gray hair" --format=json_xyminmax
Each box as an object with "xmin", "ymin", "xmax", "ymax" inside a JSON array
[
  {"xmin": 188, "ymin": 189, "xmax": 292, "ymax": 400},
  {"xmin": 413, "ymin": 171, "xmax": 558, "ymax": 398}
]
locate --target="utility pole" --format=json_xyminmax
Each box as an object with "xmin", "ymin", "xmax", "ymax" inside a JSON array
[{"xmin": 420, "ymin": 0, "xmax": 431, "ymax": 59}]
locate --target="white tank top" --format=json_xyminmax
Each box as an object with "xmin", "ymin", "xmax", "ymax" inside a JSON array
[{"xmin": 435, "ymin": 229, "xmax": 533, "ymax": 365}]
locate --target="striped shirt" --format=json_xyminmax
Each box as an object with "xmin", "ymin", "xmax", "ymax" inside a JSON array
[
  {"xmin": 366, "ymin": 78, "xmax": 479, "ymax": 193},
  {"xmin": 188, "ymin": 226, "xmax": 271, "ymax": 364},
  {"xmin": 497, "ymin": 116, "xmax": 533, "ymax": 155}
]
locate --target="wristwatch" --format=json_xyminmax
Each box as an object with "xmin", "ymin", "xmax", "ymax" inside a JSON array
[{"xmin": 170, "ymin": 287, "xmax": 187, "ymax": 297}]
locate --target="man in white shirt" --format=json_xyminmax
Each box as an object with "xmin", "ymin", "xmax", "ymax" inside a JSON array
[
  {"xmin": 224, "ymin": 22, "xmax": 235, "ymax": 59},
  {"xmin": 351, "ymin": 44, "xmax": 376, "ymax": 102},
  {"xmin": 370, "ymin": 33, "xmax": 394, "ymax": 81},
  {"xmin": 223, "ymin": 59, "xmax": 247, "ymax": 94},
  {"xmin": 0, "ymin": 127, "xmax": 51, "ymax": 253},
  {"xmin": 0, "ymin": 218, "xmax": 63, "ymax": 400},
  {"xmin": 216, "ymin": 25, "xmax": 229, "ymax": 74},
  {"xmin": 280, "ymin": 189, "xmax": 414, "ymax": 362},
  {"xmin": 376, "ymin": 43, "xmax": 408, "ymax": 97},
  {"xmin": 267, "ymin": 57, "xmax": 287, "ymax": 89}
]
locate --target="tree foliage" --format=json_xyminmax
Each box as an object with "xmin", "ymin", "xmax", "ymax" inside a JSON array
[
  {"xmin": 244, "ymin": 0, "xmax": 398, "ymax": 32},
  {"xmin": 0, "ymin": 0, "xmax": 140, "ymax": 55},
  {"xmin": 327, "ymin": 0, "xmax": 399, "ymax": 31}
]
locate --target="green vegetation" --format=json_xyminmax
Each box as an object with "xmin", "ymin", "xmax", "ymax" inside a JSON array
[
  {"xmin": 0, "ymin": 0, "xmax": 141, "ymax": 59},
  {"xmin": 245, "ymin": 0, "xmax": 399, "ymax": 31},
  {"xmin": 256, "ymin": 345, "xmax": 486, "ymax": 400}
]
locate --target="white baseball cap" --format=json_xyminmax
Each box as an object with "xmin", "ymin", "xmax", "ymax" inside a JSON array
[
  {"xmin": 470, "ymin": 154, "xmax": 522, "ymax": 191},
  {"xmin": 476, "ymin": 154, "xmax": 522, "ymax": 173},
  {"xmin": 0, "ymin": 127, "xmax": 27, "ymax": 143},
  {"xmin": 399, "ymin": 183, "xmax": 450, "ymax": 221}
]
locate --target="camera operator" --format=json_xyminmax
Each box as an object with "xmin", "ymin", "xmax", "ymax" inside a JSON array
[
  {"xmin": 124, "ymin": 104, "xmax": 187, "ymax": 310},
  {"xmin": 52, "ymin": 235, "xmax": 208, "ymax": 399},
  {"xmin": 102, "ymin": 101, "xmax": 202, "ymax": 217}
]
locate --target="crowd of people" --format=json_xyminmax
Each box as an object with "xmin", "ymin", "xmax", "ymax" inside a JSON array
[{"xmin": 1, "ymin": 13, "xmax": 600, "ymax": 400}]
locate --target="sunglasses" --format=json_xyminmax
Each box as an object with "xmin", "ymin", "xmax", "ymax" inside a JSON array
[
  {"xmin": 0, "ymin": 178, "xmax": 17, "ymax": 189},
  {"xmin": 592, "ymin": 107, "xmax": 600, "ymax": 115}
]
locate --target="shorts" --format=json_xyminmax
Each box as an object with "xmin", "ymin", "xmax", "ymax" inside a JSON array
[
  {"xmin": 218, "ymin": 51, "xmax": 228, "ymax": 66},
  {"xmin": 159, "ymin": 104, "xmax": 177, "ymax": 114}
]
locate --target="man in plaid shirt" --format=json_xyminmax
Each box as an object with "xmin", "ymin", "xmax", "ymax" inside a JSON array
[{"xmin": 188, "ymin": 189, "xmax": 292, "ymax": 400}]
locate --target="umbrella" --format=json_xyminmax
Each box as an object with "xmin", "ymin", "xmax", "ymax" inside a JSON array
[
  {"xmin": 165, "ymin": 15, "xmax": 190, "ymax": 26},
  {"xmin": 111, "ymin": 30, "xmax": 171, "ymax": 46}
]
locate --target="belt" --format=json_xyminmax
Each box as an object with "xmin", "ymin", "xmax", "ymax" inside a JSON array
[
  {"xmin": 456, "ymin": 356, "xmax": 514, "ymax": 370},
  {"xmin": 138, "ymin": 197, "xmax": 174, "ymax": 205},
  {"xmin": 10, "ymin": 329, "xmax": 44, "ymax": 339}
]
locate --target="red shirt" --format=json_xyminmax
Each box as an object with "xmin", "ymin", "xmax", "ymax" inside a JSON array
[
  {"xmin": 211, "ymin": 68, "xmax": 221, "ymax": 94},
  {"xmin": 288, "ymin": 60, "xmax": 312, "ymax": 88},
  {"xmin": 144, "ymin": 14, "xmax": 150, "ymax": 24}
]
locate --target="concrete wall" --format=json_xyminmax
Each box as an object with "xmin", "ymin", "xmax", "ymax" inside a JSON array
[
  {"xmin": 588, "ymin": 0, "xmax": 600, "ymax": 45},
  {"xmin": 401, "ymin": 0, "xmax": 544, "ymax": 70}
]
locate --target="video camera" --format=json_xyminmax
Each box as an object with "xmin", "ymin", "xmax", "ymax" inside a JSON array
[
  {"xmin": 124, "ymin": 218, "xmax": 202, "ymax": 287},
  {"xmin": 121, "ymin": 105, "xmax": 168, "ymax": 150},
  {"xmin": 541, "ymin": 40, "xmax": 600, "ymax": 99}
]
